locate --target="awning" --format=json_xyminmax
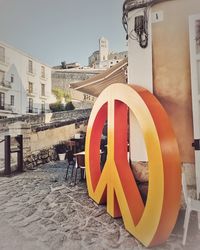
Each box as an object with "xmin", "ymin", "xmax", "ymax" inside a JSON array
[{"xmin": 70, "ymin": 58, "xmax": 128, "ymax": 97}]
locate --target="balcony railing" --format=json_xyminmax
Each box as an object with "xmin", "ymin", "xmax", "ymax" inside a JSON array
[
  {"xmin": 0, "ymin": 56, "xmax": 9, "ymax": 66},
  {"xmin": 26, "ymin": 89, "xmax": 36, "ymax": 97},
  {"xmin": 0, "ymin": 104, "xmax": 12, "ymax": 111},
  {"xmin": 26, "ymin": 67, "xmax": 36, "ymax": 76},
  {"xmin": 26, "ymin": 107, "xmax": 39, "ymax": 114},
  {"xmin": 40, "ymin": 75, "xmax": 48, "ymax": 81},
  {"xmin": 39, "ymin": 94, "xmax": 48, "ymax": 100},
  {"xmin": 0, "ymin": 80, "xmax": 11, "ymax": 89},
  {"xmin": 26, "ymin": 107, "xmax": 51, "ymax": 114},
  {"xmin": 40, "ymin": 109, "xmax": 51, "ymax": 114}
]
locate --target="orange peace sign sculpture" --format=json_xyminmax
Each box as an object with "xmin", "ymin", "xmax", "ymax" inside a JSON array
[{"xmin": 85, "ymin": 84, "xmax": 181, "ymax": 247}]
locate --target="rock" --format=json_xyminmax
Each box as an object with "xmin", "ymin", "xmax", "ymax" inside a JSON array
[
  {"xmin": 53, "ymin": 212, "xmax": 67, "ymax": 223},
  {"xmin": 22, "ymin": 206, "xmax": 36, "ymax": 217},
  {"xmin": 42, "ymin": 211, "xmax": 54, "ymax": 218},
  {"xmin": 70, "ymin": 230, "xmax": 82, "ymax": 241}
]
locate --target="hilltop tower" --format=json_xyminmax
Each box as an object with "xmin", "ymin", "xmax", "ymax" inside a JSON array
[{"xmin": 99, "ymin": 37, "xmax": 109, "ymax": 62}]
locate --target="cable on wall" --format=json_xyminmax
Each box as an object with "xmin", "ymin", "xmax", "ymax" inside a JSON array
[{"xmin": 122, "ymin": 0, "xmax": 174, "ymax": 48}]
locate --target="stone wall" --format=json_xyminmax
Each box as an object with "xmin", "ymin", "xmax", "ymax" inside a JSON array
[
  {"xmin": 50, "ymin": 109, "xmax": 91, "ymax": 122},
  {"xmin": 0, "ymin": 109, "xmax": 91, "ymax": 172},
  {"xmin": 30, "ymin": 122, "xmax": 87, "ymax": 152},
  {"xmin": 52, "ymin": 70, "xmax": 98, "ymax": 90},
  {"xmin": 0, "ymin": 114, "xmax": 46, "ymax": 132},
  {"xmin": 24, "ymin": 147, "xmax": 57, "ymax": 170}
]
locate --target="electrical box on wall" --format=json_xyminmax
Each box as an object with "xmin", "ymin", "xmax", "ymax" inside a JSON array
[{"xmin": 151, "ymin": 11, "xmax": 164, "ymax": 23}]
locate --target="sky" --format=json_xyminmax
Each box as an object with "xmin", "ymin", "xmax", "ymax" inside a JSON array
[{"xmin": 0, "ymin": 0, "xmax": 127, "ymax": 67}]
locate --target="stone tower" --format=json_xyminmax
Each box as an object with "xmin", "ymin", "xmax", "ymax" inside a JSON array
[{"xmin": 99, "ymin": 37, "xmax": 109, "ymax": 62}]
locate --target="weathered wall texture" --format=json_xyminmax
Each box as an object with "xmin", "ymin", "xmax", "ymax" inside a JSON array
[
  {"xmin": 152, "ymin": 0, "xmax": 200, "ymax": 163},
  {"xmin": 30, "ymin": 123, "xmax": 86, "ymax": 152},
  {"xmin": 0, "ymin": 109, "xmax": 90, "ymax": 171}
]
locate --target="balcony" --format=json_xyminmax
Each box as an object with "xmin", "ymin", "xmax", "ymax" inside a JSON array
[
  {"xmin": 0, "ymin": 80, "xmax": 11, "ymax": 90},
  {"xmin": 0, "ymin": 56, "xmax": 9, "ymax": 66},
  {"xmin": 40, "ymin": 75, "xmax": 48, "ymax": 81},
  {"xmin": 39, "ymin": 94, "xmax": 48, "ymax": 100},
  {"xmin": 39, "ymin": 109, "xmax": 51, "ymax": 114},
  {"xmin": 0, "ymin": 104, "xmax": 12, "ymax": 112},
  {"xmin": 26, "ymin": 107, "xmax": 39, "ymax": 114},
  {"xmin": 26, "ymin": 89, "xmax": 36, "ymax": 97},
  {"xmin": 26, "ymin": 68, "xmax": 36, "ymax": 77}
]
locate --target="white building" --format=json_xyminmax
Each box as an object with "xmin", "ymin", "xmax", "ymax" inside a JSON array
[
  {"xmin": 0, "ymin": 41, "xmax": 53, "ymax": 118},
  {"xmin": 88, "ymin": 37, "xmax": 127, "ymax": 69}
]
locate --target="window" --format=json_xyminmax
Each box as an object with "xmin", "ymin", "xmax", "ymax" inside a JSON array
[
  {"xmin": 0, "ymin": 92, "xmax": 5, "ymax": 109},
  {"xmin": 41, "ymin": 83, "xmax": 45, "ymax": 96},
  {"xmin": 11, "ymin": 74, "xmax": 14, "ymax": 83},
  {"xmin": 28, "ymin": 60, "xmax": 33, "ymax": 73},
  {"xmin": 10, "ymin": 95, "xmax": 14, "ymax": 106},
  {"xmin": 29, "ymin": 98, "xmax": 33, "ymax": 113},
  {"xmin": 0, "ymin": 46, "xmax": 5, "ymax": 63},
  {"xmin": 28, "ymin": 82, "xmax": 33, "ymax": 93},
  {"xmin": 41, "ymin": 66, "xmax": 45, "ymax": 78},
  {"xmin": 0, "ymin": 70, "xmax": 5, "ymax": 83},
  {"xmin": 41, "ymin": 102, "xmax": 45, "ymax": 113}
]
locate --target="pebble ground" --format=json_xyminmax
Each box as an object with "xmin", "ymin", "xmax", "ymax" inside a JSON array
[{"xmin": 0, "ymin": 161, "xmax": 199, "ymax": 250}]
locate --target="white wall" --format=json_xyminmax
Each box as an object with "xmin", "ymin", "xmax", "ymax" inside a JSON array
[
  {"xmin": 99, "ymin": 59, "xmax": 123, "ymax": 69},
  {"xmin": 128, "ymin": 8, "xmax": 153, "ymax": 162},
  {"xmin": 0, "ymin": 41, "xmax": 53, "ymax": 116}
]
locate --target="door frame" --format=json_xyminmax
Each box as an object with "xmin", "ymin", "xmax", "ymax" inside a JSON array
[{"xmin": 189, "ymin": 14, "xmax": 200, "ymax": 198}]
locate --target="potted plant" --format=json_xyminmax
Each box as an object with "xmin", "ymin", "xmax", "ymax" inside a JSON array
[{"xmin": 55, "ymin": 143, "xmax": 67, "ymax": 161}]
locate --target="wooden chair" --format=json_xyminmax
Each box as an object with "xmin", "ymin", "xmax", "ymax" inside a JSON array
[
  {"xmin": 65, "ymin": 150, "xmax": 75, "ymax": 180},
  {"xmin": 67, "ymin": 140, "xmax": 77, "ymax": 154},
  {"xmin": 182, "ymin": 170, "xmax": 200, "ymax": 245},
  {"xmin": 74, "ymin": 154, "xmax": 85, "ymax": 185}
]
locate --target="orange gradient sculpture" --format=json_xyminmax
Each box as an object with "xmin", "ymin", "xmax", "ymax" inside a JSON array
[{"xmin": 85, "ymin": 83, "xmax": 181, "ymax": 247}]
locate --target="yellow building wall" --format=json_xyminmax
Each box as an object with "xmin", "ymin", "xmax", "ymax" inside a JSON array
[{"xmin": 152, "ymin": 0, "xmax": 200, "ymax": 163}]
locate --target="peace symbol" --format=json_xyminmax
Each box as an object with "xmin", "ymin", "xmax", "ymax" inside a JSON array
[{"xmin": 85, "ymin": 83, "xmax": 181, "ymax": 247}]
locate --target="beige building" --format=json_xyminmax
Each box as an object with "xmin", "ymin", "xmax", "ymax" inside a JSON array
[
  {"xmin": 122, "ymin": 0, "xmax": 200, "ymax": 196},
  {"xmin": 88, "ymin": 37, "xmax": 127, "ymax": 69},
  {"xmin": 51, "ymin": 66, "xmax": 104, "ymax": 108}
]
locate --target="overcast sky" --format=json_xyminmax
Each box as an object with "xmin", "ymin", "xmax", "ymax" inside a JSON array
[{"xmin": 0, "ymin": 0, "xmax": 127, "ymax": 66}]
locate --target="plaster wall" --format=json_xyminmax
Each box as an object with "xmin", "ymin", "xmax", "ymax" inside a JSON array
[
  {"xmin": 128, "ymin": 8, "xmax": 153, "ymax": 162},
  {"xmin": 128, "ymin": 0, "xmax": 200, "ymax": 165},
  {"xmin": 30, "ymin": 123, "xmax": 86, "ymax": 152},
  {"xmin": 151, "ymin": 0, "xmax": 200, "ymax": 163},
  {"xmin": 0, "ymin": 41, "xmax": 53, "ymax": 115}
]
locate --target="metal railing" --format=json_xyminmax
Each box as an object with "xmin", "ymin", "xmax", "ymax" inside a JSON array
[
  {"xmin": 0, "ymin": 80, "xmax": 11, "ymax": 88},
  {"xmin": 0, "ymin": 56, "xmax": 9, "ymax": 65},
  {"xmin": 0, "ymin": 104, "xmax": 12, "ymax": 111},
  {"xmin": 26, "ymin": 67, "xmax": 36, "ymax": 75},
  {"xmin": 26, "ymin": 107, "xmax": 39, "ymax": 114},
  {"xmin": 26, "ymin": 107, "xmax": 51, "ymax": 114},
  {"xmin": 0, "ymin": 138, "xmax": 5, "ymax": 144},
  {"xmin": 40, "ymin": 109, "xmax": 51, "ymax": 114},
  {"xmin": 26, "ymin": 89, "xmax": 36, "ymax": 96}
]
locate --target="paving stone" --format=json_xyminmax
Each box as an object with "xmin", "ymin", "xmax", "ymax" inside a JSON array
[
  {"xmin": 22, "ymin": 206, "xmax": 37, "ymax": 217},
  {"xmin": 53, "ymin": 211, "xmax": 67, "ymax": 223},
  {"xmin": 41, "ymin": 210, "xmax": 55, "ymax": 218},
  {"xmin": 0, "ymin": 161, "xmax": 199, "ymax": 250}
]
